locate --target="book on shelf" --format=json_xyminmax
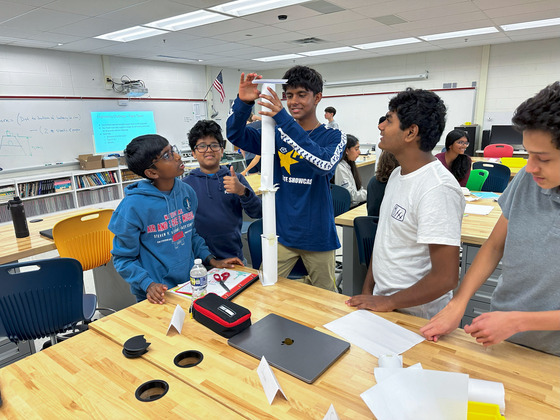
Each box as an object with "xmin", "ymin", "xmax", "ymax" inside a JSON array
[
  {"xmin": 0, "ymin": 186, "xmax": 16, "ymax": 203},
  {"xmin": 54, "ymin": 178, "xmax": 72, "ymax": 192},
  {"xmin": 170, "ymin": 268, "xmax": 259, "ymax": 300}
]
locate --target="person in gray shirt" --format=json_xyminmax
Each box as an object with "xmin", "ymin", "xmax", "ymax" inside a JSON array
[
  {"xmin": 324, "ymin": 106, "xmax": 339, "ymax": 129},
  {"xmin": 421, "ymin": 82, "xmax": 560, "ymax": 356}
]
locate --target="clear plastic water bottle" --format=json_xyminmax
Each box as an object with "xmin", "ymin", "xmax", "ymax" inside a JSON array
[{"xmin": 190, "ymin": 258, "xmax": 207, "ymax": 301}]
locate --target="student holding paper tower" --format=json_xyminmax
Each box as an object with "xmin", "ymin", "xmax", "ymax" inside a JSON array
[{"xmin": 227, "ymin": 66, "xmax": 346, "ymax": 291}]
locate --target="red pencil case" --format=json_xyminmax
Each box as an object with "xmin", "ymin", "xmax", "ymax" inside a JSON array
[{"xmin": 192, "ymin": 293, "xmax": 251, "ymax": 338}]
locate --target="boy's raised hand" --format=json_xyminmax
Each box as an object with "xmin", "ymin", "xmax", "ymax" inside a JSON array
[
  {"xmin": 223, "ymin": 166, "xmax": 246, "ymax": 195},
  {"xmin": 239, "ymin": 72, "xmax": 262, "ymax": 103},
  {"xmin": 258, "ymin": 86, "xmax": 284, "ymax": 118}
]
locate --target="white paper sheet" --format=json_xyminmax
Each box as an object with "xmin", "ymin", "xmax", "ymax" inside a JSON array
[
  {"xmin": 464, "ymin": 203, "xmax": 494, "ymax": 215},
  {"xmin": 324, "ymin": 310, "xmax": 424, "ymax": 358},
  {"xmin": 361, "ymin": 369, "xmax": 469, "ymax": 420}
]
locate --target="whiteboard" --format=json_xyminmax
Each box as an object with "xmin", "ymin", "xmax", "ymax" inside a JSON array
[
  {"xmin": 0, "ymin": 97, "xmax": 207, "ymax": 171},
  {"xmin": 322, "ymin": 87, "xmax": 476, "ymax": 146}
]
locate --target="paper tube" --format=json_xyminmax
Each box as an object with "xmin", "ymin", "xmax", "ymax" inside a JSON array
[
  {"xmin": 378, "ymin": 354, "xmax": 403, "ymax": 369},
  {"xmin": 254, "ymin": 80, "xmax": 286, "ymax": 286},
  {"xmin": 468, "ymin": 378, "xmax": 506, "ymax": 414}
]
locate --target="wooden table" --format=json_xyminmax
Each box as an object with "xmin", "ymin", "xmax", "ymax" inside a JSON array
[
  {"xmin": 356, "ymin": 154, "xmax": 376, "ymax": 168},
  {"xmin": 335, "ymin": 198, "xmax": 501, "ymax": 295},
  {"xmin": 0, "ymin": 208, "xmax": 98, "ymax": 265},
  {"xmin": 245, "ymin": 173, "xmax": 261, "ymax": 195},
  {"xmin": 0, "ymin": 330, "xmax": 243, "ymax": 419},
  {"xmin": 86, "ymin": 276, "xmax": 559, "ymax": 419}
]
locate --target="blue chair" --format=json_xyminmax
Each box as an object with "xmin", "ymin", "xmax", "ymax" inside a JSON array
[
  {"xmin": 330, "ymin": 184, "xmax": 352, "ymax": 217},
  {"xmin": 246, "ymin": 219, "xmax": 308, "ymax": 279},
  {"xmin": 0, "ymin": 258, "xmax": 97, "ymax": 347},
  {"xmin": 473, "ymin": 161, "xmax": 511, "ymax": 193},
  {"xmin": 354, "ymin": 216, "xmax": 379, "ymax": 269}
]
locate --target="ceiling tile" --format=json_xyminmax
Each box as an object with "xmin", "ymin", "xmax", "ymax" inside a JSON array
[
  {"xmin": 100, "ymin": 0, "xmax": 197, "ymax": 25},
  {"xmin": 43, "ymin": 0, "xmax": 148, "ymax": 17},
  {"xmin": 0, "ymin": 1, "xmax": 36, "ymax": 24},
  {"xmin": 0, "ymin": 8, "xmax": 88, "ymax": 31}
]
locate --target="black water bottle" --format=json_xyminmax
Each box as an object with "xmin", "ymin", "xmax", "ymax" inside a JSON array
[{"xmin": 8, "ymin": 196, "xmax": 29, "ymax": 238}]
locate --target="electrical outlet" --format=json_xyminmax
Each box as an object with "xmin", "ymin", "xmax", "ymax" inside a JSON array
[{"xmin": 104, "ymin": 75, "xmax": 113, "ymax": 90}]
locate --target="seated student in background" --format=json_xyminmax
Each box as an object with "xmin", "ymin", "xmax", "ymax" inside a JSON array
[
  {"xmin": 435, "ymin": 129, "xmax": 472, "ymax": 187},
  {"xmin": 367, "ymin": 150, "xmax": 399, "ymax": 217},
  {"xmin": 421, "ymin": 82, "xmax": 560, "ymax": 356},
  {"xmin": 109, "ymin": 134, "xmax": 243, "ymax": 304},
  {"xmin": 183, "ymin": 120, "xmax": 262, "ymax": 261},
  {"xmin": 346, "ymin": 88, "xmax": 465, "ymax": 319},
  {"xmin": 334, "ymin": 134, "xmax": 367, "ymax": 207}
]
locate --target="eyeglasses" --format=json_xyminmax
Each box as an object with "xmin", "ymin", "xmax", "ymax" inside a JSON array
[
  {"xmin": 457, "ymin": 141, "xmax": 470, "ymax": 146},
  {"xmin": 194, "ymin": 143, "xmax": 222, "ymax": 153},
  {"xmin": 151, "ymin": 145, "xmax": 179, "ymax": 167}
]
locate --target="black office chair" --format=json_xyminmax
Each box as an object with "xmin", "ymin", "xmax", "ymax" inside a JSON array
[
  {"xmin": 0, "ymin": 258, "xmax": 97, "ymax": 348},
  {"xmin": 330, "ymin": 184, "xmax": 352, "ymax": 217},
  {"xmin": 473, "ymin": 161, "xmax": 511, "ymax": 193},
  {"xmin": 246, "ymin": 219, "xmax": 308, "ymax": 279},
  {"xmin": 354, "ymin": 216, "xmax": 379, "ymax": 269}
]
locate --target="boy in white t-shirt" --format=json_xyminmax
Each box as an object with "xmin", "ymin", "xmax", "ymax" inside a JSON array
[{"xmin": 346, "ymin": 88, "xmax": 465, "ymax": 319}]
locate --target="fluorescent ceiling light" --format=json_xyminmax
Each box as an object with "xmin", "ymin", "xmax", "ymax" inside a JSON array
[
  {"xmin": 324, "ymin": 72, "xmax": 429, "ymax": 87},
  {"xmin": 501, "ymin": 17, "xmax": 560, "ymax": 31},
  {"xmin": 420, "ymin": 27, "xmax": 498, "ymax": 41},
  {"xmin": 253, "ymin": 53, "xmax": 303, "ymax": 62},
  {"xmin": 95, "ymin": 26, "xmax": 168, "ymax": 42},
  {"xmin": 145, "ymin": 10, "xmax": 232, "ymax": 31},
  {"xmin": 210, "ymin": 0, "xmax": 310, "ymax": 17},
  {"xmin": 354, "ymin": 37, "xmax": 420, "ymax": 50},
  {"xmin": 300, "ymin": 46, "xmax": 357, "ymax": 56}
]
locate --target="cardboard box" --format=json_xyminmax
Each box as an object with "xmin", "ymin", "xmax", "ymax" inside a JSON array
[
  {"xmin": 77, "ymin": 154, "xmax": 103, "ymax": 170},
  {"xmin": 102, "ymin": 157, "xmax": 119, "ymax": 168}
]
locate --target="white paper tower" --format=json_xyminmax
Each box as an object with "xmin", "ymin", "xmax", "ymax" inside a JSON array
[{"xmin": 253, "ymin": 79, "xmax": 287, "ymax": 286}]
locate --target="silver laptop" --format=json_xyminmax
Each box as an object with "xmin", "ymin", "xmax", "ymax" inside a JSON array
[{"xmin": 228, "ymin": 313, "xmax": 350, "ymax": 384}]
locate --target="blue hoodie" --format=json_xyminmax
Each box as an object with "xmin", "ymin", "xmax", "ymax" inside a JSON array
[
  {"xmin": 109, "ymin": 178, "xmax": 211, "ymax": 301},
  {"xmin": 183, "ymin": 166, "xmax": 262, "ymax": 260},
  {"xmin": 227, "ymin": 97, "xmax": 346, "ymax": 252}
]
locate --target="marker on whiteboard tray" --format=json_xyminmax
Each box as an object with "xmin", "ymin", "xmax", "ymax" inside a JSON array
[{"xmin": 44, "ymin": 162, "xmax": 64, "ymax": 167}]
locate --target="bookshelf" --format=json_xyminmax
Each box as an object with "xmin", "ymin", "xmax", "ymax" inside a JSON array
[{"xmin": 0, "ymin": 166, "xmax": 139, "ymax": 223}]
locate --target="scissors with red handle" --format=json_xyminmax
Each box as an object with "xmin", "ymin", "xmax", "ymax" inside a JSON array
[{"xmin": 214, "ymin": 272, "xmax": 231, "ymax": 292}]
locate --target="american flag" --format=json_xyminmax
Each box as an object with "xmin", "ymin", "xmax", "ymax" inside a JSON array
[{"xmin": 212, "ymin": 71, "xmax": 225, "ymax": 103}]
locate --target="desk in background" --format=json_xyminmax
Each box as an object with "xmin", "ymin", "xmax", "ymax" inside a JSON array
[
  {"xmin": 0, "ymin": 209, "xmax": 98, "ymax": 265},
  {"xmin": 7, "ymin": 274, "xmax": 551, "ymax": 419},
  {"xmin": 475, "ymin": 149, "xmax": 528, "ymax": 157},
  {"xmin": 471, "ymin": 156, "xmax": 525, "ymax": 179},
  {"xmin": 335, "ymin": 198, "xmax": 502, "ymax": 296}
]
